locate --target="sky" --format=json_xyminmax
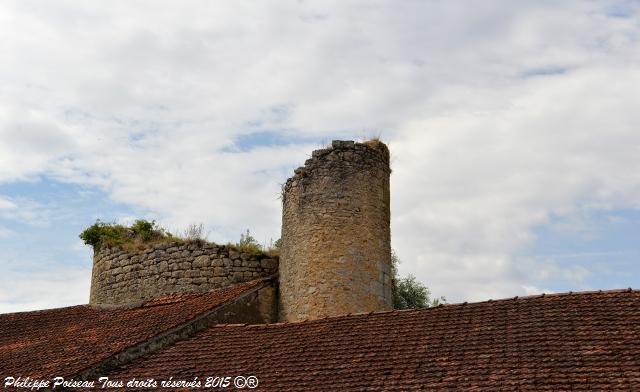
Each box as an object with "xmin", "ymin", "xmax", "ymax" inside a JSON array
[{"xmin": 1, "ymin": 0, "xmax": 639, "ymax": 313}]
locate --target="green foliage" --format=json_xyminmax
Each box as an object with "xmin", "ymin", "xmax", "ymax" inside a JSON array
[
  {"xmin": 131, "ymin": 219, "xmax": 159, "ymax": 242},
  {"xmin": 393, "ymin": 274, "xmax": 444, "ymax": 309},
  {"xmin": 79, "ymin": 219, "xmax": 172, "ymax": 251},
  {"xmin": 273, "ymin": 238, "xmax": 282, "ymax": 250},
  {"xmin": 391, "ymin": 249, "xmax": 445, "ymax": 309},
  {"xmin": 236, "ymin": 229, "xmax": 263, "ymax": 255},
  {"xmin": 79, "ymin": 220, "xmax": 129, "ymax": 250}
]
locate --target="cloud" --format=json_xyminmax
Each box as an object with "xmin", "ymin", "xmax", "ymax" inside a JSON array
[
  {"xmin": 0, "ymin": 197, "xmax": 16, "ymax": 210},
  {"xmin": 1, "ymin": 0, "xmax": 639, "ymax": 309},
  {"xmin": 0, "ymin": 196, "xmax": 53, "ymax": 227},
  {"xmin": 391, "ymin": 64, "xmax": 640, "ymax": 301},
  {"xmin": 0, "ymin": 265, "xmax": 91, "ymax": 314},
  {"xmin": 0, "ymin": 239, "xmax": 91, "ymax": 313}
]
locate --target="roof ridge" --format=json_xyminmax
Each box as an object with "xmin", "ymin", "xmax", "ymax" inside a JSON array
[
  {"xmin": 435, "ymin": 287, "xmax": 639, "ymax": 308},
  {"xmin": 204, "ymin": 287, "xmax": 639, "ymax": 329}
]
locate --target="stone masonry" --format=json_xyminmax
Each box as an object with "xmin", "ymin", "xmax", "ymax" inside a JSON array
[
  {"xmin": 90, "ymin": 241, "xmax": 278, "ymax": 305},
  {"xmin": 279, "ymin": 140, "xmax": 392, "ymax": 322}
]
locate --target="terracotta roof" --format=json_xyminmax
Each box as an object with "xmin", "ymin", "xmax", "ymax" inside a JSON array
[
  {"xmin": 103, "ymin": 289, "xmax": 640, "ymax": 391},
  {"xmin": 0, "ymin": 280, "xmax": 261, "ymax": 380}
]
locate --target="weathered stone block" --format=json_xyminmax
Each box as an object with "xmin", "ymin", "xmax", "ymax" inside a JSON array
[
  {"xmin": 211, "ymin": 259, "xmax": 223, "ymax": 267},
  {"xmin": 248, "ymin": 260, "xmax": 260, "ymax": 268},
  {"xmin": 261, "ymin": 259, "xmax": 277, "ymax": 269},
  {"xmin": 232, "ymin": 271, "xmax": 244, "ymax": 282},
  {"xmin": 193, "ymin": 255, "xmax": 209, "ymax": 268}
]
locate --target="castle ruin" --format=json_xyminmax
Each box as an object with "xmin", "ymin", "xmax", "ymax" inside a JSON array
[
  {"xmin": 279, "ymin": 140, "xmax": 392, "ymax": 321},
  {"xmin": 88, "ymin": 140, "xmax": 392, "ymax": 322}
]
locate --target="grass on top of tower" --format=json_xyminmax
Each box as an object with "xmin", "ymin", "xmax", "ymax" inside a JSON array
[
  {"xmin": 79, "ymin": 220, "xmax": 223, "ymax": 252},
  {"xmin": 79, "ymin": 220, "xmax": 278, "ymax": 258},
  {"xmin": 79, "ymin": 219, "xmax": 185, "ymax": 252},
  {"xmin": 362, "ymin": 137, "xmax": 391, "ymax": 164}
]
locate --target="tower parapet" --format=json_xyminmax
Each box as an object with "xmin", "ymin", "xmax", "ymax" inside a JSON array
[{"xmin": 279, "ymin": 140, "xmax": 392, "ymax": 322}]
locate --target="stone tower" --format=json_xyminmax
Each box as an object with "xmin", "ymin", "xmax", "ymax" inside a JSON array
[{"xmin": 279, "ymin": 140, "xmax": 392, "ymax": 322}]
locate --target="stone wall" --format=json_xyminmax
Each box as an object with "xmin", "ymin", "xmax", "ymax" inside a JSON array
[
  {"xmin": 279, "ymin": 140, "xmax": 392, "ymax": 322},
  {"xmin": 90, "ymin": 241, "xmax": 278, "ymax": 306}
]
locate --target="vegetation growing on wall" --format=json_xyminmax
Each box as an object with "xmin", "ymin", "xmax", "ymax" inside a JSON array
[
  {"xmin": 362, "ymin": 137, "xmax": 390, "ymax": 164},
  {"xmin": 177, "ymin": 223, "xmax": 208, "ymax": 241},
  {"xmin": 232, "ymin": 229, "xmax": 280, "ymax": 257},
  {"xmin": 236, "ymin": 229, "xmax": 261, "ymax": 254},
  {"xmin": 79, "ymin": 219, "xmax": 178, "ymax": 251},
  {"xmin": 80, "ymin": 221, "xmax": 278, "ymax": 259}
]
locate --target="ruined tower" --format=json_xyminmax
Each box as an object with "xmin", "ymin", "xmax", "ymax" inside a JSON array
[{"xmin": 279, "ymin": 140, "xmax": 392, "ymax": 322}]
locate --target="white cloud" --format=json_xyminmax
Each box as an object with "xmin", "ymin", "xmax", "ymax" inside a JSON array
[
  {"xmin": 1, "ymin": 1, "xmax": 640, "ymax": 308},
  {"xmin": 0, "ymin": 196, "xmax": 52, "ymax": 227},
  {"xmin": 391, "ymin": 64, "xmax": 640, "ymax": 301},
  {"xmin": 0, "ymin": 197, "xmax": 16, "ymax": 210},
  {"xmin": 0, "ymin": 243, "xmax": 91, "ymax": 313},
  {"xmin": 0, "ymin": 266, "xmax": 91, "ymax": 313}
]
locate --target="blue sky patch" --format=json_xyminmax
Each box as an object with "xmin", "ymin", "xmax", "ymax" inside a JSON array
[
  {"xmin": 0, "ymin": 178, "xmax": 138, "ymax": 270},
  {"xmin": 520, "ymin": 208, "xmax": 640, "ymax": 291},
  {"xmin": 604, "ymin": 1, "xmax": 637, "ymax": 18}
]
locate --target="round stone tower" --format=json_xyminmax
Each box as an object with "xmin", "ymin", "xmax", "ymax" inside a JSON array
[{"xmin": 279, "ymin": 140, "xmax": 392, "ymax": 322}]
